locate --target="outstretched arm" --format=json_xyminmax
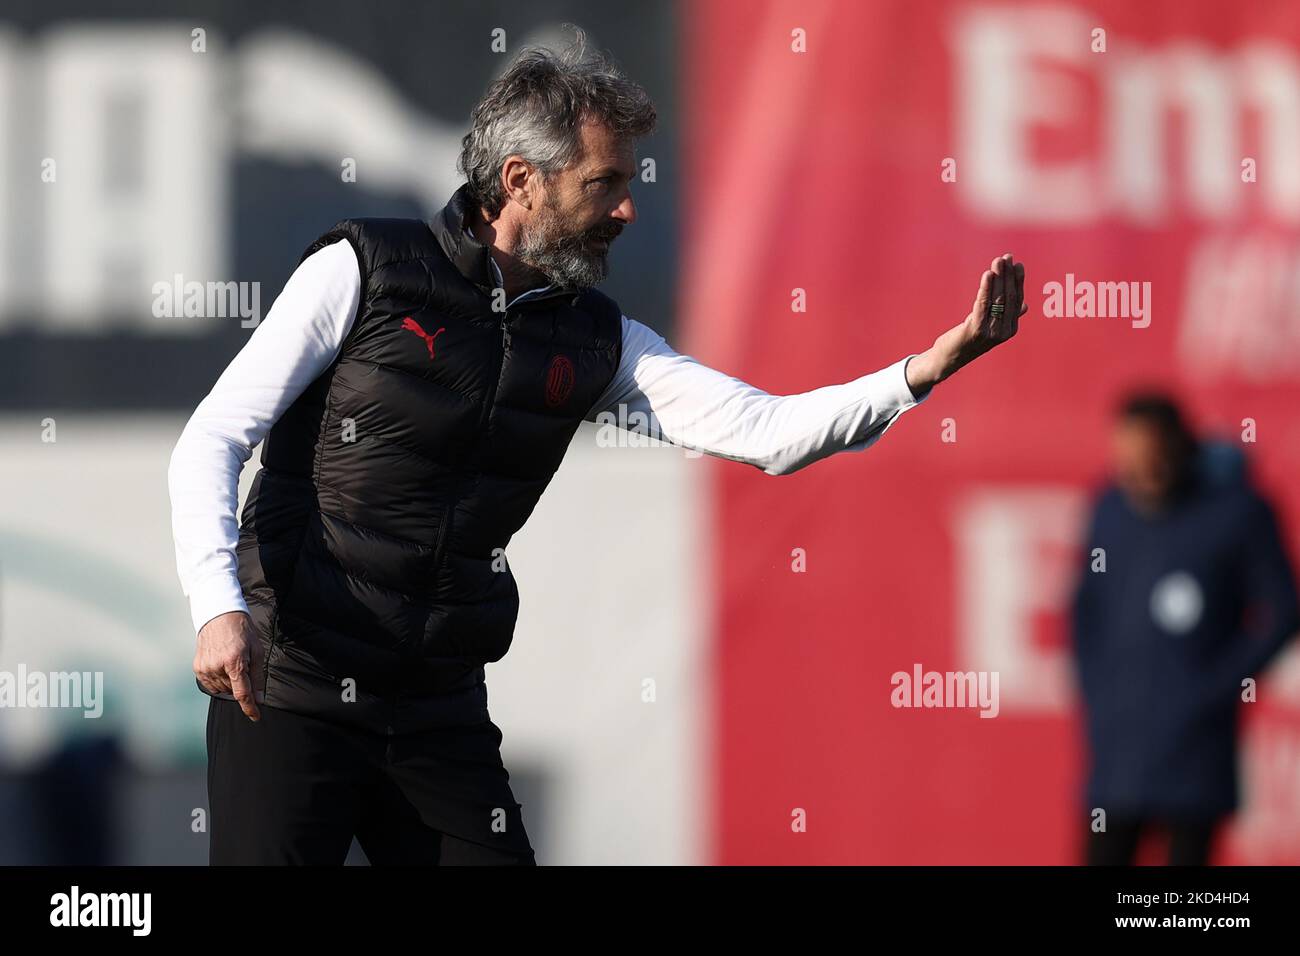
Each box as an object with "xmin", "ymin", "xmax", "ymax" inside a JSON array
[{"xmin": 586, "ymin": 254, "xmax": 1025, "ymax": 475}]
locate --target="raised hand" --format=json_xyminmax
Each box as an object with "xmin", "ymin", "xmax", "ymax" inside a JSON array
[{"xmin": 904, "ymin": 253, "xmax": 1026, "ymax": 397}]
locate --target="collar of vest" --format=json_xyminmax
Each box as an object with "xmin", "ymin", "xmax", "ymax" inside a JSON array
[{"xmin": 428, "ymin": 183, "xmax": 579, "ymax": 307}]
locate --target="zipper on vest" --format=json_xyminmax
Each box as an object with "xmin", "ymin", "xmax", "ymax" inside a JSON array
[
  {"xmin": 431, "ymin": 311, "xmax": 509, "ymax": 570},
  {"xmin": 477, "ymin": 310, "xmax": 510, "ymax": 433}
]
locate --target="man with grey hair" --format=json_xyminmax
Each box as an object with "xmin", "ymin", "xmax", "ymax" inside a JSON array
[{"xmin": 169, "ymin": 29, "xmax": 1025, "ymax": 865}]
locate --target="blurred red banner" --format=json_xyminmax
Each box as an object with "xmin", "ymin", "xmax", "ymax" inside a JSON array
[{"xmin": 682, "ymin": 0, "xmax": 1300, "ymax": 864}]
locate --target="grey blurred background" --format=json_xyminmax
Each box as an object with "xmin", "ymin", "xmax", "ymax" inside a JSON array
[{"xmin": 0, "ymin": 0, "xmax": 702, "ymax": 865}]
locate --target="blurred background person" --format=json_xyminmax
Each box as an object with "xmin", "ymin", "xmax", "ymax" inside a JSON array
[{"xmin": 1071, "ymin": 394, "xmax": 1300, "ymax": 865}]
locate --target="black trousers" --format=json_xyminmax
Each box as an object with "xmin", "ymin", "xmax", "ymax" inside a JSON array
[
  {"xmin": 206, "ymin": 696, "xmax": 537, "ymax": 865},
  {"xmin": 1084, "ymin": 814, "xmax": 1220, "ymax": 866}
]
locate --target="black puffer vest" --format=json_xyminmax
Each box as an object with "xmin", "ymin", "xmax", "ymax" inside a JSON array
[{"xmin": 232, "ymin": 184, "xmax": 623, "ymax": 732}]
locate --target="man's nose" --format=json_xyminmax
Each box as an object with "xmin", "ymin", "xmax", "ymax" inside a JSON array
[{"xmin": 614, "ymin": 191, "xmax": 637, "ymax": 225}]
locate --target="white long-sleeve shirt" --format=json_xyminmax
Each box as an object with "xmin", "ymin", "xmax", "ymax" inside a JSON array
[{"xmin": 168, "ymin": 238, "xmax": 928, "ymax": 635}]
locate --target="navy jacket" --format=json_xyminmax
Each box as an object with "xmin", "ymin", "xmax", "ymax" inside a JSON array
[{"xmin": 1070, "ymin": 449, "xmax": 1299, "ymax": 819}]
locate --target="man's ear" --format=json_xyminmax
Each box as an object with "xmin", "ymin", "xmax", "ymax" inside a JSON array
[{"xmin": 500, "ymin": 155, "xmax": 537, "ymax": 210}]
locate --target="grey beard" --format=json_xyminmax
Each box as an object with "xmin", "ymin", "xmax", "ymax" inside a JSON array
[{"xmin": 516, "ymin": 224, "xmax": 611, "ymax": 291}]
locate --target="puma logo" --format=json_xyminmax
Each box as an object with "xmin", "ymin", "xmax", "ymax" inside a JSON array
[{"xmin": 401, "ymin": 316, "xmax": 446, "ymax": 359}]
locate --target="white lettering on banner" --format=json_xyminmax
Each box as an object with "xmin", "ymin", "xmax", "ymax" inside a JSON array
[
  {"xmin": 954, "ymin": 487, "xmax": 1086, "ymax": 714},
  {"xmin": 951, "ymin": 6, "xmax": 1300, "ymax": 381},
  {"xmin": 0, "ymin": 24, "xmax": 471, "ymax": 332},
  {"xmin": 951, "ymin": 7, "xmax": 1300, "ymax": 225},
  {"xmin": 0, "ymin": 30, "xmax": 16, "ymax": 320},
  {"xmin": 1179, "ymin": 234, "xmax": 1300, "ymax": 382},
  {"xmin": 39, "ymin": 26, "xmax": 228, "ymax": 329},
  {"xmin": 1235, "ymin": 715, "xmax": 1300, "ymax": 862}
]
